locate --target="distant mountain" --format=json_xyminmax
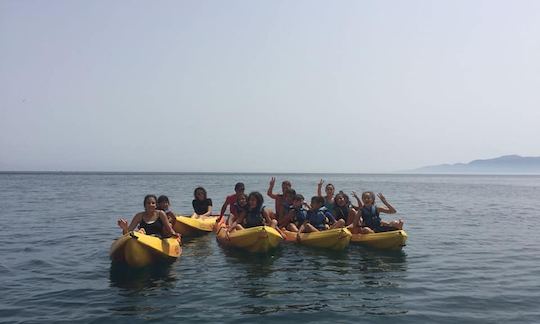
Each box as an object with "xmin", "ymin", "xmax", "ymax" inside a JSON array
[{"xmin": 412, "ymin": 155, "xmax": 540, "ymax": 174}]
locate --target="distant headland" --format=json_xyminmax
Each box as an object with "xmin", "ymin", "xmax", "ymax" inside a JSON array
[{"xmin": 411, "ymin": 155, "xmax": 540, "ymax": 174}]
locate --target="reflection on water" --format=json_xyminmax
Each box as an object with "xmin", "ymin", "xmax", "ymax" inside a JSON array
[{"xmin": 109, "ymin": 262, "xmax": 177, "ymax": 291}]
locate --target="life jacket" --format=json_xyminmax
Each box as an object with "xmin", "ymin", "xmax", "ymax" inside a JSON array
[
  {"xmin": 361, "ymin": 205, "xmax": 381, "ymax": 228},
  {"xmin": 244, "ymin": 206, "xmax": 265, "ymax": 228},
  {"xmin": 307, "ymin": 207, "xmax": 330, "ymax": 230},
  {"xmin": 333, "ymin": 205, "xmax": 350, "ymax": 221},
  {"xmin": 291, "ymin": 206, "xmax": 308, "ymax": 225}
]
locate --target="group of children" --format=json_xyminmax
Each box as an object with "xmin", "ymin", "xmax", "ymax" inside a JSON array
[
  {"xmin": 219, "ymin": 178, "xmax": 404, "ymax": 236},
  {"xmin": 117, "ymin": 178, "xmax": 404, "ymax": 238}
]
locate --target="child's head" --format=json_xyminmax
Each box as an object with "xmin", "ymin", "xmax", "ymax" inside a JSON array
[
  {"xmin": 324, "ymin": 183, "xmax": 335, "ymax": 196},
  {"xmin": 292, "ymin": 194, "xmax": 304, "ymax": 208},
  {"xmin": 143, "ymin": 194, "xmax": 158, "ymax": 211},
  {"xmin": 334, "ymin": 191, "xmax": 350, "ymax": 207},
  {"xmin": 361, "ymin": 191, "xmax": 376, "ymax": 206},
  {"xmin": 281, "ymin": 180, "xmax": 292, "ymax": 193},
  {"xmin": 284, "ymin": 189, "xmax": 296, "ymax": 203},
  {"xmin": 310, "ymin": 196, "xmax": 325, "ymax": 210},
  {"xmin": 236, "ymin": 193, "xmax": 248, "ymax": 207},
  {"xmin": 157, "ymin": 195, "xmax": 170, "ymax": 210},
  {"xmin": 247, "ymin": 191, "xmax": 264, "ymax": 210},
  {"xmin": 194, "ymin": 187, "xmax": 207, "ymax": 201},
  {"xmin": 234, "ymin": 182, "xmax": 245, "ymax": 194}
]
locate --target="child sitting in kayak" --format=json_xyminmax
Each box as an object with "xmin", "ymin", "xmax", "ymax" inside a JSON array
[
  {"xmin": 228, "ymin": 191, "xmax": 279, "ymax": 233},
  {"xmin": 353, "ymin": 192, "xmax": 403, "ymax": 233},
  {"xmin": 157, "ymin": 195, "xmax": 176, "ymax": 226},
  {"xmin": 281, "ymin": 194, "xmax": 309, "ymax": 232},
  {"xmin": 192, "ymin": 187, "xmax": 213, "ymax": 219},
  {"xmin": 267, "ymin": 177, "xmax": 292, "ymax": 220},
  {"xmin": 333, "ymin": 191, "xmax": 356, "ymax": 227},
  {"xmin": 219, "ymin": 182, "xmax": 245, "ymax": 225},
  {"xmin": 299, "ymin": 196, "xmax": 345, "ymax": 233},
  {"xmin": 229, "ymin": 192, "xmax": 248, "ymax": 225},
  {"xmin": 117, "ymin": 194, "xmax": 178, "ymax": 238},
  {"xmin": 317, "ymin": 179, "xmax": 336, "ymax": 213}
]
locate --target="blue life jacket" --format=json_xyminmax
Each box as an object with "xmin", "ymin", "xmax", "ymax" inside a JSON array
[
  {"xmin": 361, "ymin": 205, "xmax": 381, "ymax": 228},
  {"xmin": 291, "ymin": 206, "xmax": 308, "ymax": 225},
  {"xmin": 244, "ymin": 206, "xmax": 265, "ymax": 228},
  {"xmin": 307, "ymin": 207, "xmax": 333, "ymax": 230}
]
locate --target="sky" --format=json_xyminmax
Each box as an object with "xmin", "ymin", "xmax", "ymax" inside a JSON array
[{"xmin": 1, "ymin": 0, "xmax": 539, "ymax": 173}]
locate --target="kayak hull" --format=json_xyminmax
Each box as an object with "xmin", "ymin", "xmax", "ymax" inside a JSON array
[
  {"xmin": 216, "ymin": 225, "xmax": 283, "ymax": 253},
  {"xmin": 174, "ymin": 215, "xmax": 219, "ymax": 237},
  {"xmin": 284, "ymin": 228, "xmax": 352, "ymax": 250},
  {"xmin": 350, "ymin": 230, "xmax": 408, "ymax": 250},
  {"xmin": 110, "ymin": 231, "xmax": 181, "ymax": 268}
]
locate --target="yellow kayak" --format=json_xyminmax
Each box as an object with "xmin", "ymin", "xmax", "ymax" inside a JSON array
[
  {"xmin": 296, "ymin": 228, "xmax": 352, "ymax": 250},
  {"xmin": 110, "ymin": 231, "xmax": 181, "ymax": 268},
  {"xmin": 215, "ymin": 225, "xmax": 283, "ymax": 253},
  {"xmin": 350, "ymin": 230, "xmax": 408, "ymax": 250},
  {"xmin": 174, "ymin": 215, "xmax": 219, "ymax": 237}
]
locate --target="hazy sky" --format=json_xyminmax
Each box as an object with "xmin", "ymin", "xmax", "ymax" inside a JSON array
[{"xmin": 1, "ymin": 0, "xmax": 539, "ymax": 173}]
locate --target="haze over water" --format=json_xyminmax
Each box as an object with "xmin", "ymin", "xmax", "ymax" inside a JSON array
[{"xmin": 1, "ymin": 173, "xmax": 539, "ymax": 323}]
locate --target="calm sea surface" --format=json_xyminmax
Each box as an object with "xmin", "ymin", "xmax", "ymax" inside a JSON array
[{"xmin": 0, "ymin": 173, "xmax": 539, "ymax": 323}]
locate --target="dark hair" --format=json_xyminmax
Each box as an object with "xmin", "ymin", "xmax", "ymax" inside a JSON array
[
  {"xmin": 284, "ymin": 188, "xmax": 296, "ymax": 198},
  {"xmin": 325, "ymin": 183, "xmax": 335, "ymax": 191},
  {"xmin": 194, "ymin": 187, "xmax": 207, "ymax": 200},
  {"xmin": 293, "ymin": 194, "xmax": 304, "ymax": 201},
  {"xmin": 247, "ymin": 191, "xmax": 264, "ymax": 211},
  {"xmin": 335, "ymin": 191, "xmax": 350, "ymax": 206},
  {"xmin": 362, "ymin": 191, "xmax": 376, "ymax": 200},
  {"xmin": 234, "ymin": 182, "xmax": 245, "ymax": 191},
  {"xmin": 311, "ymin": 196, "xmax": 325, "ymax": 206},
  {"xmin": 143, "ymin": 194, "xmax": 157, "ymax": 207},
  {"xmin": 157, "ymin": 195, "xmax": 170, "ymax": 204}
]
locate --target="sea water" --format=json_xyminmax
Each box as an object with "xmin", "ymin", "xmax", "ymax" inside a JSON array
[{"xmin": 0, "ymin": 173, "xmax": 539, "ymax": 323}]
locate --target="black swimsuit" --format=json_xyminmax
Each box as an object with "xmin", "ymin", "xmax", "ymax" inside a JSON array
[{"xmin": 139, "ymin": 216, "xmax": 164, "ymax": 236}]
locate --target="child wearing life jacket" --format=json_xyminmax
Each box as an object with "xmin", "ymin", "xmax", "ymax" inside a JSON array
[
  {"xmin": 354, "ymin": 191, "xmax": 403, "ymax": 234},
  {"xmin": 317, "ymin": 179, "xmax": 336, "ymax": 213},
  {"xmin": 281, "ymin": 194, "xmax": 309, "ymax": 232},
  {"xmin": 333, "ymin": 191, "xmax": 356, "ymax": 228},
  {"xmin": 117, "ymin": 194, "xmax": 178, "ymax": 238},
  {"xmin": 267, "ymin": 177, "xmax": 292, "ymax": 220},
  {"xmin": 157, "ymin": 195, "xmax": 176, "ymax": 226},
  {"xmin": 219, "ymin": 182, "xmax": 245, "ymax": 225},
  {"xmin": 192, "ymin": 187, "xmax": 213, "ymax": 219},
  {"xmin": 228, "ymin": 191, "xmax": 279, "ymax": 233},
  {"xmin": 299, "ymin": 196, "xmax": 344, "ymax": 233}
]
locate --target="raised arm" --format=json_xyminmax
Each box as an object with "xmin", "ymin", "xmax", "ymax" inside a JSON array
[
  {"xmin": 317, "ymin": 179, "xmax": 324, "ymax": 197},
  {"xmin": 351, "ymin": 191, "xmax": 362, "ymax": 210},
  {"xmin": 377, "ymin": 193, "xmax": 396, "ymax": 214},
  {"xmin": 267, "ymin": 177, "xmax": 279, "ymax": 199},
  {"xmin": 117, "ymin": 213, "xmax": 142, "ymax": 235}
]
